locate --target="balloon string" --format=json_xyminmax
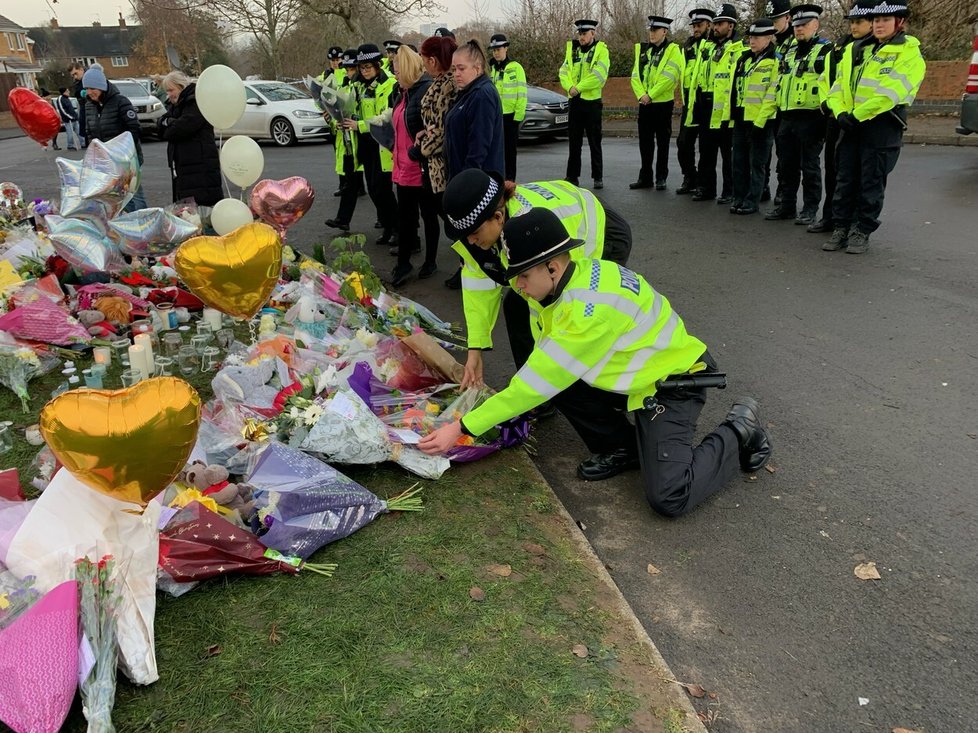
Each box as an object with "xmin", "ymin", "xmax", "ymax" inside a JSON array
[{"xmin": 218, "ymin": 132, "xmax": 233, "ymax": 200}]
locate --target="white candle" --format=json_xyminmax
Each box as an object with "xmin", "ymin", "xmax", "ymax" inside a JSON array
[
  {"xmin": 128, "ymin": 344, "xmax": 149, "ymax": 380},
  {"xmin": 93, "ymin": 346, "xmax": 111, "ymax": 365},
  {"xmin": 202, "ymin": 308, "xmax": 223, "ymax": 332},
  {"xmin": 133, "ymin": 333, "xmax": 154, "ymax": 375}
]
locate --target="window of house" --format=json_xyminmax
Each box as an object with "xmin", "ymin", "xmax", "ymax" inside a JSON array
[
  {"xmin": 72, "ymin": 56, "xmax": 98, "ymax": 68},
  {"xmin": 111, "ymin": 56, "xmax": 129, "ymax": 67},
  {"xmin": 15, "ymin": 33, "xmax": 24, "ymax": 50},
  {"xmin": 4, "ymin": 32, "xmax": 13, "ymax": 50}
]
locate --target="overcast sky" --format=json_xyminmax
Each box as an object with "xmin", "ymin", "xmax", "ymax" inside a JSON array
[{"xmin": 0, "ymin": 0, "xmax": 507, "ymax": 35}]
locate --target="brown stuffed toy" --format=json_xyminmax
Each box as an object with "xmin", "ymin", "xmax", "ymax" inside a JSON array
[{"xmin": 181, "ymin": 460, "xmax": 256, "ymax": 520}]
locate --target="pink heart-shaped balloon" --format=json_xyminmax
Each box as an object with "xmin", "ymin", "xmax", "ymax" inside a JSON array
[{"xmin": 249, "ymin": 177, "xmax": 315, "ymax": 237}]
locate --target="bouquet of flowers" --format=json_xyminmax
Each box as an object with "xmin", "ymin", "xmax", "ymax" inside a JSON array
[
  {"xmin": 75, "ymin": 555, "xmax": 121, "ymax": 733},
  {"xmin": 0, "ymin": 337, "xmax": 48, "ymax": 411},
  {"xmin": 0, "ymin": 567, "xmax": 40, "ymax": 631}
]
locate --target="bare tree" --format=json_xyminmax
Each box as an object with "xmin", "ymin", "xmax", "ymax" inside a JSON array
[{"xmin": 128, "ymin": 0, "xmax": 229, "ymax": 75}]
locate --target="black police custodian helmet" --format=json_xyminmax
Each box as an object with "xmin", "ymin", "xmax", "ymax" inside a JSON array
[
  {"xmin": 764, "ymin": 0, "xmax": 792, "ymax": 19},
  {"xmin": 713, "ymin": 3, "xmax": 739, "ymax": 22},
  {"xmin": 502, "ymin": 208, "xmax": 585, "ymax": 280},
  {"xmin": 434, "ymin": 27, "xmax": 456, "ymax": 38},
  {"xmin": 442, "ymin": 169, "xmax": 506, "ymax": 242}
]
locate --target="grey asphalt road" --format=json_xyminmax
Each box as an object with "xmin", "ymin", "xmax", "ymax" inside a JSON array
[{"xmin": 4, "ymin": 133, "xmax": 977, "ymax": 732}]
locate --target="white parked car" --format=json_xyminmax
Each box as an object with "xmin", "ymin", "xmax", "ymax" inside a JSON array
[
  {"xmin": 113, "ymin": 78, "xmax": 166, "ymax": 139},
  {"xmin": 227, "ymin": 80, "xmax": 330, "ymax": 146}
]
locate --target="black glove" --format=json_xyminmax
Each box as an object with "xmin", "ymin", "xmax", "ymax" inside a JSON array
[
  {"xmin": 407, "ymin": 145, "xmax": 423, "ymax": 162},
  {"xmin": 837, "ymin": 112, "xmax": 857, "ymax": 131}
]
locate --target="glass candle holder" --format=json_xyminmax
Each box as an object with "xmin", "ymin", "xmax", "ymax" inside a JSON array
[
  {"xmin": 110, "ymin": 338, "xmax": 131, "ymax": 366},
  {"xmin": 190, "ymin": 334, "xmax": 211, "ymax": 355},
  {"xmin": 195, "ymin": 320, "xmax": 213, "ymax": 336},
  {"xmin": 215, "ymin": 328, "xmax": 234, "ymax": 351},
  {"xmin": 82, "ymin": 368, "xmax": 103, "ymax": 389},
  {"xmin": 200, "ymin": 346, "xmax": 221, "ymax": 372},
  {"xmin": 154, "ymin": 355, "xmax": 175, "ymax": 376},
  {"xmin": 131, "ymin": 319, "xmax": 153, "ymax": 336},
  {"xmin": 120, "ymin": 369, "xmax": 140, "ymax": 388},
  {"xmin": 177, "ymin": 346, "xmax": 197, "ymax": 376},
  {"xmin": 162, "ymin": 332, "xmax": 183, "ymax": 357}
]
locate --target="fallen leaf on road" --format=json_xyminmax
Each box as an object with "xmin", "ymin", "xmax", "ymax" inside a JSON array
[
  {"xmin": 487, "ymin": 563, "xmax": 512, "ymax": 577},
  {"xmin": 572, "ymin": 644, "xmax": 588, "ymax": 658},
  {"xmin": 646, "ymin": 563, "xmax": 661, "ymax": 576},
  {"xmin": 892, "ymin": 728, "xmax": 923, "ymax": 733},
  {"xmin": 666, "ymin": 679, "xmax": 707, "ymax": 698},
  {"xmin": 469, "ymin": 586, "xmax": 485, "ymax": 602},
  {"xmin": 854, "ymin": 562, "xmax": 881, "ymax": 580},
  {"xmin": 765, "ymin": 465, "xmax": 776, "ymax": 474},
  {"xmin": 523, "ymin": 542, "xmax": 545, "ymax": 556}
]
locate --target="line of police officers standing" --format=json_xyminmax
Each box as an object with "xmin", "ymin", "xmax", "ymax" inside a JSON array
[{"xmin": 560, "ymin": 1, "xmax": 925, "ymax": 255}]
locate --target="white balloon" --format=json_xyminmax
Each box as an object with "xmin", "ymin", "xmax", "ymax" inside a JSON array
[
  {"xmin": 219, "ymin": 135, "xmax": 265, "ymax": 188},
  {"xmin": 196, "ymin": 64, "xmax": 247, "ymax": 131},
  {"xmin": 211, "ymin": 198, "xmax": 254, "ymax": 235}
]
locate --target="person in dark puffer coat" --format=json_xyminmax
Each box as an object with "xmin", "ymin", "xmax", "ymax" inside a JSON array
[
  {"xmin": 159, "ymin": 71, "xmax": 223, "ymax": 206},
  {"xmin": 82, "ymin": 66, "xmax": 147, "ymax": 211},
  {"xmin": 443, "ymin": 39, "xmax": 504, "ymax": 179}
]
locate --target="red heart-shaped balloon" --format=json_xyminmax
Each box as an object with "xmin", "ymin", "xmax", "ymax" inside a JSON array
[
  {"xmin": 8, "ymin": 88, "xmax": 61, "ymax": 147},
  {"xmin": 248, "ymin": 177, "xmax": 315, "ymax": 237}
]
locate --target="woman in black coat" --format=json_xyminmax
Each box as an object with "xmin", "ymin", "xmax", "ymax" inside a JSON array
[{"xmin": 159, "ymin": 71, "xmax": 223, "ymax": 206}]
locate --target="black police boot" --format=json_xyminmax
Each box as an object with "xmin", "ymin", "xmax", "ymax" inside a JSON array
[
  {"xmin": 691, "ymin": 189, "xmax": 715, "ymax": 202},
  {"xmin": 593, "ymin": 179, "xmax": 603, "ymax": 190},
  {"xmin": 629, "ymin": 179, "xmax": 653, "ymax": 190},
  {"xmin": 764, "ymin": 207, "xmax": 796, "ymax": 221},
  {"xmin": 676, "ymin": 177, "xmax": 696, "ymax": 195},
  {"xmin": 564, "ymin": 176, "xmax": 580, "ymax": 186},
  {"xmin": 577, "ymin": 448, "xmax": 641, "ymax": 481},
  {"xmin": 723, "ymin": 397, "xmax": 772, "ymax": 472},
  {"xmin": 376, "ymin": 230, "xmax": 396, "ymax": 246},
  {"xmin": 325, "ymin": 218, "xmax": 350, "ymax": 232},
  {"xmin": 655, "ymin": 180, "xmax": 667, "ymax": 190}
]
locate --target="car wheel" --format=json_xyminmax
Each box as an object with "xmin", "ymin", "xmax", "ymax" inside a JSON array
[{"xmin": 270, "ymin": 117, "xmax": 296, "ymax": 146}]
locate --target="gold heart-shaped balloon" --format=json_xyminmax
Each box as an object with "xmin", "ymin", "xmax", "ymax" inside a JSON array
[
  {"xmin": 40, "ymin": 377, "xmax": 201, "ymax": 506},
  {"xmin": 174, "ymin": 221, "xmax": 282, "ymax": 319}
]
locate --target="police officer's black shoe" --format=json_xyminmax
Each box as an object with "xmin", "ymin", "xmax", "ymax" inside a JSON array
[
  {"xmin": 675, "ymin": 178, "xmax": 696, "ymax": 195},
  {"xmin": 723, "ymin": 397, "xmax": 772, "ymax": 473},
  {"xmin": 794, "ymin": 213, "xmax": 815, "ymax": 226},
  {"xmin": 593, "ymin": 179, "xmax": 603, "ymax": 190},
  {"xmin": 691, "ymin": 190, "xmax": 714, "ymax": 201},
  {"xmin": 629, "ymin": 179, "xmax": 653, "ymax": 190},
  {"xmin": 655, "ymin": 181, "xmax": 667, "ymax": 190},
  {"xmin": 717, "ymin": 195, "xmax": 732, "ymax": 205},
  {"xmin": 325, "ymin": 218, "xmax": 350, "ymax": 231},
  {"xmin": 845, "ymin": 230, "xmax": 870, "ymax": 254},
  {"xmin": 735, "ymin": 206, "xmax": 759, "ymax": 215},
  {"xmin": 807, "ymin": 218, "xmax": 832, "ymax": 233},
  {"xmin": 564, "ymin": 177, "xmax": 580, "ymax": 186},
  {"xmin": 764, "ymin": 207, "xmax": 796, "ymax": 220},
  {"xmin": 333, "ymin": 189, "xmax": 342, "ymax": 197},
  {"xmin": 822, "ymin": 228, "xmax": 849, "ymax": 251},
  {"xmin": 577, "ymin": 448, "xmax": 641, "ymax": 482}
]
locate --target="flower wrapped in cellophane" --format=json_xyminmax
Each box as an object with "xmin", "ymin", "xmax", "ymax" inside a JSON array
[
  {"xmin": 75, "ymin": 554, "xmax": 122, "ymax": 733},
  {"xmin": 0, "ymin": 334, "xmax": 54, "ymax": 411}
]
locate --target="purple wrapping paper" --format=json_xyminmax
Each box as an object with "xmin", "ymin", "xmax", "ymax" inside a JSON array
[{"xmin": 246, "ymin": 442, "xmax": 388, "ymax": 559}]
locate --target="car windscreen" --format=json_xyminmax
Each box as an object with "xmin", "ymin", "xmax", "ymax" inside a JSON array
[
  {"xmin": 114, "ymin": 82, "xmax": 150, "ymax": 100},
  {"xmin": 252, "ymin": 84, "xmax": 310, "ymax": 102}
]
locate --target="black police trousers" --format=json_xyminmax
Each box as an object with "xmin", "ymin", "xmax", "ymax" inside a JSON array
[
  {"xmin": 697, "ymin": 122, "xmax": 733, "ymax": 198},
  {"xmin": 831, "ymin": 113, "xmax": 904, "ymax": 235},
  {"xmin": 358, "ymin": 135, "xmax": 398, "ymax": 235},
  {"xmin": 566, "ymin": 96, "xmax": 603, "ymax": 182},
  {"xmin": 732, "ymin": 119, "xmax": 775, "ymax": 209},
  {"xmin": 676, "ymin": 122, "xmax": 699, "ymax": 185},
  {"xmin": 820, "ymin": 117, "xmax": 840, "ymax": 225},
  {"xmin": 636, "ymin": 101, "xmax": 674, "ymax": 184},
  {"xmin": 333, "ymin": 154, "xmax": 362, "ymax": 225},
  {"xmin": 775, "ymin": 111, "xmax": 826, "ymax": 217},
  {"xmin": 503, "ymin": 112, "xmax": 520, "ymax": 181}
]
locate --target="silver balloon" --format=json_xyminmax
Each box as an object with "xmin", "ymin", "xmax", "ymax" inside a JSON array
[
  {"xmin": 79, "ymin": 132, "xmax": 141, "ymax": 213},
  {"xmin": 56, "ymin": 157, "xmax": 112, "ymax": 222},
  {"xmin": 45, "ymin": 214, "xmax": 126, "ymax": 274},
  {"xmin": 108, "ymin": 206, "xmax": 201, "ymax": 257}
]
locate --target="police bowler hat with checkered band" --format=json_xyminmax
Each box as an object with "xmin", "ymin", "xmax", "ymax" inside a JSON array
[
  {"xmin": 865, "ymin": 0, "xmax": 909, "ymax": 17},
  {"xmin": 502, "ymin": 208, "xmax": 585, "ymax": 280},
  {"xmin": 442, "ymin": 169, "xmax": 506, "ymax": 241},
  {"xmin": 846, "ymin": 0, "xmax": 878, "ymax": 17},
  {"xmin": 356, "ymin": 44, "xmax": 383, "ymax": 64}
]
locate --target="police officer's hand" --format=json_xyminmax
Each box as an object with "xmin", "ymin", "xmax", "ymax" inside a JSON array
[
  {"xmin": 462, "ymin": 350, "xmax": 484, "ymax": 389},
  {"xmin": 837, "ymin": 112, "xmax": 857, "ymax": 131},
  {"xmin": 639, "ymin": 94, "xmax": 651, "ymax": 105},
  {"xmin": 569, "ymin": 86, "xmax": 580, "ymax": 97},
  {"xmin": 418, "ymin": 420, "xmax": 463, "ymax": 455},
  {"xmin": 342, "ymin": 119, "xmax": 358, "ymax": 130}
]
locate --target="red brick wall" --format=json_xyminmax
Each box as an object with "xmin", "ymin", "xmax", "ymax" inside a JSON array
[{"xmin": 543, "ymin": 61, "xmax": 969, "ymax": 106}]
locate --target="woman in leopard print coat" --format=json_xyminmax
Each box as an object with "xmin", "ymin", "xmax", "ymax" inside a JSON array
[{"xmin": 417, "ymin": 36, "xmax": 458, "ymax": 196}]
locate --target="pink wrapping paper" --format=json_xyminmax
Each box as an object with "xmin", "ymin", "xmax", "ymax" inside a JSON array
[{"xmin": 0, "ymin": 299, "xmax": 92, "ymax": 346}]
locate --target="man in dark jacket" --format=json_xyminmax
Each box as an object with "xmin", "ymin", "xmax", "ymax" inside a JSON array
[
  {"xmin": 69, "ymin": 62, "xmax": 88, "ymax": 146},
  {"xmin": 82, "ymin": 67, "xmax": 147, "ymax": 211},
  {"xmin": 54, "ymin": 87, "xmax": 81, "ymax": 150}
]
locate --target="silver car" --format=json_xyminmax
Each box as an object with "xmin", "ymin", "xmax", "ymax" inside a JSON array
[
  {"xmin": 112, "ymin": 78, "xmax": 166, "ymax": 139},
  {"xmin": 519, "ymin": 85, "xmax": 569, "ymax": 139}
]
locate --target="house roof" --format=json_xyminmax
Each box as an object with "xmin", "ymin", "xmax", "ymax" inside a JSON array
[
  {"xmin": 29, "ymin": 25, "xmax": 142, "ymax": 59},
  {"xmin": 0, "ymin": 14, "xmax": 28, "ymax": 33},
  {"xmin": 0, "ymin": 56, "xmax": 44, "ymax": 73}
]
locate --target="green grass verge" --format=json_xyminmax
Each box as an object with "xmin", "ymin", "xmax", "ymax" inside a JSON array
[{"xmin": 2, "ymin": 356, "xmax": 654, "ymax": 733}]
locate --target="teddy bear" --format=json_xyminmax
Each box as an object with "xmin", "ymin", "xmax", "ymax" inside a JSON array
[
  {"xmin": 76, "ymin": 308, "xmax": 117, "ymax": 338},
  {"xmin": 181, "ymin": 460, "xmax": 257, "ymax": 521}
]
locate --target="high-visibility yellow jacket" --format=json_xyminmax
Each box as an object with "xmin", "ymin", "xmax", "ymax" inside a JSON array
[
  {"xmin": 356, "ymin": 71, "xmax": 396, "ymax": 171},
  {"xmin": 631, "ymin": 40, "xmax": 685, "ymax": 103},
  {"xmin": 451, "ymin": 180, "xmax": 607, "ymax": 350},
  {"xmin": 559, "ymin": 40, "xmax": 610, "ymax": 101},
  {"xmin": 708, "ymin": 35, "xmax": 748, "ymax": 128},
  {"xmin": 460, "ymin": 258, "xmax": 707, "ymax": 436},
  {"xmin": 776, "ymin": 36, "xmax": 833, "ymax": 112},
  {"xmin": 827, "ymin": 32, "xmax": 925, "ymax": 122},
  {"xmin": 682, "ymin": 36, "xmax": 715, "ymax": 125},
  {"xmin": 735, "ymin": 47, "xmax": 780, "ymax": 127},
  {"xmin": 333, "ymin": 75, "xmax": 362, "ymax": 175},
  {"xmin": 490, "ymin": 58, "xmax": 528, "ymax": 121}
]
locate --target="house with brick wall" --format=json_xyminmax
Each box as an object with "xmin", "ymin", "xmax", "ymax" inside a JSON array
[
  {"xmin": 29, "ymin": 15, "xmax": 146, "ymax": 80},
  {"xmin": 0, "ymin": 13, "xmax": 44, "ymax": 98}
]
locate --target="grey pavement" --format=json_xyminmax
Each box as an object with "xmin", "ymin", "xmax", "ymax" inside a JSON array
[{"xmin": 4, "ymin": 133, "xmax": 977, "ymax": 733}]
